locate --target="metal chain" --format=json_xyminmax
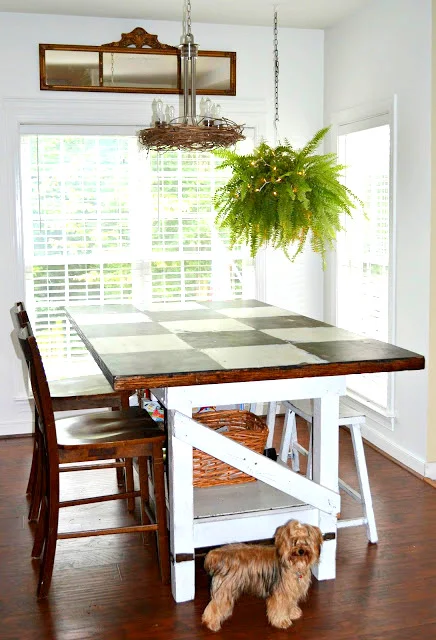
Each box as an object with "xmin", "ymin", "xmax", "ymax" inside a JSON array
[
  {"xmin": 273, "ymin": 8, "xmax": 279, "ymax": 144},
  {"xmin": 111, "ymin": 52, "xmax": 114, "ymax": 86},
  {"xmin": 186, "ymin": 0, "xmax": 192, "ymax": 35}
]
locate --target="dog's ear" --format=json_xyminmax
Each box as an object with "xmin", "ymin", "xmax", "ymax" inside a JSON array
[
  {"xmin": 308, "ymin": 525, "xmax": 323, "ymax": 555},
  {"xmin": 274, "ymin": 524, "xmax": 289, "ymax": 561}
]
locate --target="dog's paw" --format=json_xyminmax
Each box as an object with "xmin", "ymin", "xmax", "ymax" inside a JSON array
[
  {"xmin": 267, "ymin": 613, "xmax": 293, "ymax": 629},
  {"xmin": 289, "ymin": 605, "xmax": 302, "ymax": 620},
  {"xmin": 202, "ymin": 615, "xmax": 222, "ymax": 632},
  {"xmin": 202, "ymin": 605, "xmax": 222, "ymax": 632},
  {"xmin": 270, "ymin": 617, "xmax": 293, "ymax": 629}
]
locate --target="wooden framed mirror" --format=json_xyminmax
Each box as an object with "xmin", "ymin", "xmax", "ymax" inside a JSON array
[{"xmin": 39, "ymin": 27, "xmax": 236, "ymax": 96}]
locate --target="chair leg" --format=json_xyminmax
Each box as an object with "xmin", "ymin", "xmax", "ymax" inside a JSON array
[
  {"xmin": 120, "ymin": 392, "xmax": 131, "ymax": 409},
  {"xmin": 125, "ymin": 458, "xmax": 135, "ymax": 512},
  {"xmin": 26, "ymin": 407, "xmax": 40, "ymax": 495},
  {"xmin": 36, "ymin": 475, "xmax": 60, "ymax": 599},
  {"xmin": 151, "ymin": 444, "xmax": 170, "ymax": 585},
  {"xmin": 290, "ymin": 412, "xmax": 301, "ymax": 472},
  {"xmin": 26, "ymin": 439, "xmax": 38, "ymax": 495},
  {"xmin": 278, "ymin": 409, "xmax": 296, "ymax": 466},
  {"xmin": 306, "ymin": 422, "xmax": 313, "ymax": 480},
  {"xmin": 138, "ymin": 456, "xmax": 152, "ymax": 546},
  {"xmin": 28, "ymin": 444, "xmax": 43, "ymax": 522},
  {"xmin": 116, "ymin": 460, "xmax": 125, "ymax": 488},
  {"xmin": 265, "ymin": 401, "xmax": 277, "ymax": 450},
  {"xmin": 32, "ymin": 495, "xmax": 47, "ymax": 558},
  {"xmin": 349, "ymin": 423, "xmax": 378, "ymax": 544}
]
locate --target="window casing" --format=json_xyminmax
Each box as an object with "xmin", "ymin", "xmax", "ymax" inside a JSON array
[{"xmin": 336, "ymin": 113, "xmax": 395, "ymax": 413}]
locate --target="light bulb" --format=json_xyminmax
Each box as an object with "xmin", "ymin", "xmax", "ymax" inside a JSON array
[
  {"xmin": 205, "ymin": 99, "xmax": 213, "ymax": 117},
  {"xmin": 155, "ymin": 100, "xmax": 164, "ymax": 126},
  {"xmin": 199, "ymin": 97, "xmax": 206, "ymax": 116},
  {"xmin": 166, "ymin": 106, "xmax": 175, "ymax": 123},
  {"xmin": 203, "ymin": 98, "xmax": 214, "ymax": 127}
]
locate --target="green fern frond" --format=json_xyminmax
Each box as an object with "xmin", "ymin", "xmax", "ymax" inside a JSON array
[{"xmin": 212, "ymin": 126, "xmax": 362, "ymax": 267}]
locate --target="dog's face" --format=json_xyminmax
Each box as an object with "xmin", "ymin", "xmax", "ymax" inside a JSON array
[{"xmin": 274, "ymin": 520, "xmax": 323, "ymax": 571}]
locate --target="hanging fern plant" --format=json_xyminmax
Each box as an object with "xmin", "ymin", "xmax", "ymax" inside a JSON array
[{"xmin": 213, "ymin": 126, "xmax": 363, "ymax": 265}]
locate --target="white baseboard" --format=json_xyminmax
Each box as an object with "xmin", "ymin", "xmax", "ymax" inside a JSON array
[
  {"xmin": 361, "ymin": 420, "xmax": 425, "ymax": 476},
  {"xmin": 0, "ymin": 396, "xmax": 33, "ymax": 437},
  {"xmin": 424, "ymin": 462, "xmax": 436, "ymax": 480},
  {"xmin": 0, "ymin": 419, "xmax": 33, "ymax": 437}
]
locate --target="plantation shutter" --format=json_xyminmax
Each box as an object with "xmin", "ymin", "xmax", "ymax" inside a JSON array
[{"xmin": 148, "ymin": 149, "xmax": 252, "ymax": 304}]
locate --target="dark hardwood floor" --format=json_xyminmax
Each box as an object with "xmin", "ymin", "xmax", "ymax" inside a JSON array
[{"xmin": 1, "ymin": 422, "xmax": 436, "ymax": 640}]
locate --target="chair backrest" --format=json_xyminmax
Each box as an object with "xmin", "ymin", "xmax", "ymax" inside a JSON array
[
  {"xmin": 13, "ymin": 303, "xmax": 35, "ymax": 369},
  {"xmin": 13, "ymin": 301, "xmax": 34, "ymax": 335},
  {"xmin": 17, "ymin": 328, "xmax": 59, "ymax": 466}
]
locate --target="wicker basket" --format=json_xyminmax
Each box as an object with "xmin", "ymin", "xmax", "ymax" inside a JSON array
[{"xmin": 192, "ymin": 410, "xmax": 269, "ymax": 488}]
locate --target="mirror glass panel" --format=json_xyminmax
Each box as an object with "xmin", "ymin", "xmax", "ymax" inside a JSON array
[
  {"xmin": 45, "ymin": 50, "xmax": 100, "ymax": 87},
  {"xmin": 195, "ymin": 56, "xmax": 232, "ymax": 91},
  {"xmin": 102, "ymin": 52, "xmax": 179, "ymax": 88}
]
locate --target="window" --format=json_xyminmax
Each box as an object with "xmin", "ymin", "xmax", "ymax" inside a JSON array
[
  {"xmin": 336, "ymin": 114, "xmax": 394, "ymax": 411},
  {"xmin": 20, "ymin": 132, "xmax": 255, "ymax": 375}
]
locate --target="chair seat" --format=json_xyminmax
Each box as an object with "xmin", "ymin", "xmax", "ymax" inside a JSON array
[
  {"xmin": 285, "ymin": 398, "xmax": 365, "ymax": 424},
  {"xmin": 49, "ymin": 374, "xmax": 117, "ymax": 398},
  {"xmin": 56, "ymin": 407, "xmax": 164, "ymax": 450},
  {"xmin": 48, "ymin": 375, "xmax": 131, "ymax": 411}
]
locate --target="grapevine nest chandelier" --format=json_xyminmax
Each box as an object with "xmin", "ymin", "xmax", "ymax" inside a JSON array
[{"xmin": 137, "ymin": 0, "xmax": 245, "ymax": 153}]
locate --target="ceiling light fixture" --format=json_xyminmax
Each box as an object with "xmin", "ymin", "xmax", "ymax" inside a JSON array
[{"xmin": 138, "ymin": 0, "xmax": 245, "ymax": 153}]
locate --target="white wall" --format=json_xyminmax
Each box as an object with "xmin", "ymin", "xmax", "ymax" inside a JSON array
[
  {"xmin": 324, "ymin": 0, "xmax": 432, "ymax": 471},
  {"xmin": 0, "ymin": 12, "xmax": 324, "ymax": 435}
]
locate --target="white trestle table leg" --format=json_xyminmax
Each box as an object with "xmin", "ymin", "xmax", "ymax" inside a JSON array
[
  {"xmin": 166, "ymin": 389, "xmax": 195, "ymax": 602},
  {"xmin": 311, "ymin": 395, "xmax": 340, "ymax": 581}
]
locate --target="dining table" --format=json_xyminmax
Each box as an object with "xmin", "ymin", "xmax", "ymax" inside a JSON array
[{"xmin": 65, "ymin": 299, "xmax": 425, "ymax": 603}]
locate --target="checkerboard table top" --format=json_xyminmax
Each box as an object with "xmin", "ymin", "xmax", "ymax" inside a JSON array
[{"xmin": 65, "ymin": 300, "xmax": 425, "ymax": 391}]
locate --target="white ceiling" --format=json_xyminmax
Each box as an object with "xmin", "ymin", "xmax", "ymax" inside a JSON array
[{"xmin": 0, "ymin": 0, "xmax": 373, "ymax": 29}]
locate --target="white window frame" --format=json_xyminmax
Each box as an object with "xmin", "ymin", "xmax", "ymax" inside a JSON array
[
  {"xmin": 326, "ymin": 97, "xmax": 397, "ymax": 427},
  {"xmin": 3, "ymin": 98, "xmax": 266, "ymax": 383}
]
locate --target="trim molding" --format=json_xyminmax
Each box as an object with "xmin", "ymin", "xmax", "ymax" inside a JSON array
[
  {"xmin": 424, "ymin": 462, "xmax": 436, "ymax": 480},
  {"xmin": 0, "ymin": 419, "xmax": 33, "ymax": 437},
  {"xmin": 0, "ymin": 395, "xmax": 34, "ymax": 436},
  {"xmin": 360, "ymin": 420, "xmax": 425, "ymax": 476}
]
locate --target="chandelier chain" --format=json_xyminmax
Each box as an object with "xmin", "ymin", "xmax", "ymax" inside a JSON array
[
  {"xmin": 273, "ymin": 8, "xmax": 279, "ymax": 144},
  {"xmin": 186, "ymin": 0, "xmax": 192, "ymax": 35}
]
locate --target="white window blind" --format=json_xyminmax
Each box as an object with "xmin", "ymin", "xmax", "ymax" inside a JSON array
[
  {"xmin": 336, "ymin": 119, "xmax": 394, "ymax": 411},
  {"xmin": 20, "ymin": 133, "xmax": 255, "ymax": 373}
]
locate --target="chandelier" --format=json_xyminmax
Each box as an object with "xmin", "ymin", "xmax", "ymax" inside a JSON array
[{"xmin": 138, "ymin": 0, "xmax": 245, "ymax": 153}]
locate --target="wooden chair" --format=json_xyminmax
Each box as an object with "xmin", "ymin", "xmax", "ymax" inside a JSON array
[
  {"xmin": 18, "ymin": 328, "xmax": 170, "ymax": 598},
  {"xmin": 12, "ymin": 303, "xmax": 134, "ymax": 520},
  {"xmin": 277, "ymin": 398, "xmax": 378, "ymax": 543}
]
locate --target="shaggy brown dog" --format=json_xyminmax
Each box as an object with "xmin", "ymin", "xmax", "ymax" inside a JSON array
[{"xmin": 202, "ymin": 519, "xmax": 323, "ymax": 631}]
